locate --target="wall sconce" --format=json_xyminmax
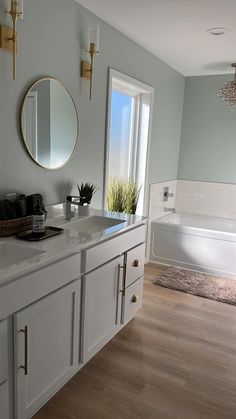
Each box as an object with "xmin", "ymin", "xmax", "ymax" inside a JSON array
[
  {"xmin": 0, "ymin": 0, "xmax": 23, "ymax": 79},
  {"xmin": 81, "ymin": 27, "xmax": 100, "ymax": 100}
]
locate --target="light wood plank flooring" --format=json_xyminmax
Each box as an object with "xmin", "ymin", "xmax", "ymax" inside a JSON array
[{"xmin": 34, "ymin": 263, "xmax": 236, "ymax": 419}]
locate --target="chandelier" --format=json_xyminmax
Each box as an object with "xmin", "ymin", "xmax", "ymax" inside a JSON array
[{"xmin": 217, "ymin": 63, "xmax": 236, "ymax": 108}]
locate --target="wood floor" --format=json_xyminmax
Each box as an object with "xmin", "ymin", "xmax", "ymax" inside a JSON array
[{"xmin": 34, "ymin": 263, "xmax": 236, "ymax": 419}]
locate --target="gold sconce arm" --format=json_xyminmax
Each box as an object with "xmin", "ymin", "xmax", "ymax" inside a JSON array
[
  {"xmin": 0, "ymin": 0, "xmax": 23, "ymax": 80},
  {"xmin": 81, "ymin": 42, "xmax": 98, "ymax": 100},
  {"xmin": 81, "ymin": 27, "xmax": 100, "ymax": 100},
  {"xmin": 8, "ymin": 0, "xmax": 21, "ymax": 80},
  {"xmin": 12, "ymin": 18, "xmax": 17, "ymax": 79}
]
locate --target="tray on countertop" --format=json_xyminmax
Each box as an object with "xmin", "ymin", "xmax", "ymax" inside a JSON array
[{"xmin": 16, "ymin": 226, "xmax": 64, "ymax": 241}]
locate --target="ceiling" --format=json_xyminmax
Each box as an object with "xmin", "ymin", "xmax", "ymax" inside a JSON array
[{"xmin": 76, "ymin": 0, "xmax": 236, "ymax": 76}]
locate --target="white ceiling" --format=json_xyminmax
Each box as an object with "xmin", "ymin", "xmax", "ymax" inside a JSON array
[{"xmin": 76, "ymin": 0, "xmax": 236, "ymax": 76}]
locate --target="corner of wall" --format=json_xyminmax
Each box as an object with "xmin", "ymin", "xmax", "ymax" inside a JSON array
[{"xmin": 176, "ymin": 76, "xmax": 187, "ymax": 180}]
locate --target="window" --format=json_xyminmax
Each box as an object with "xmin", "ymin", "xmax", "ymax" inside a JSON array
[
  {"xmin": 104, "ymin": 69, "xmax": 153, "ymax": 215},
  {"xmin": 108, "ymin": 91, "xmax": 134, "ymax": 180}
]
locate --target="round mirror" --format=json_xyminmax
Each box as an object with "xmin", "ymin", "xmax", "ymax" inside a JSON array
[{"xmin": 21, "ymin": 78, "xmax": 78, "ymax": 170}]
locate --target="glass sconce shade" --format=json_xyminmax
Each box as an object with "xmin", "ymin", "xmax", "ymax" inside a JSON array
[
  {"xmin": 87, "ymin": 27, "xmax": 100, "ymax": 53},
  {"xmin": 5, "ymin": 0, "xmax": 24, "ymax": 19}
]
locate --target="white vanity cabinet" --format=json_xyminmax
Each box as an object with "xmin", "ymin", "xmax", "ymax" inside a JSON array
[
  {"xmin": 82, "ymin": 256, "xmax": 123, "ymax": 363},
  {"xmin": 0, "ymin": 319, "xmax": 10, "ymax": 419},
  {"xmin": 0, "ymin": 218, "xmax": 147, "ymax": 419},
  {"xmin": 14, "ymin": 280, "xmax": 81, "ymax": 419}
]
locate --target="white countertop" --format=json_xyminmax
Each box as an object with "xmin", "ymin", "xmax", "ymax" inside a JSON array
[{"xmin": 0, "ymin": 208, "xmax": 147, "ymax": 288}]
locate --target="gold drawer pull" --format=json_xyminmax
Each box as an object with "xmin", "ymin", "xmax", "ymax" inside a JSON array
[
  {"xmin": 131, "ymin": 295, "xmax": 139, "ymax": 303},
  {"xmin": 133, "ymin": 259, "xmax": 140, "ymax": 268},
  {"xmin": 20, "ymin": 326, "xmax": 28, "ymax": 376}
]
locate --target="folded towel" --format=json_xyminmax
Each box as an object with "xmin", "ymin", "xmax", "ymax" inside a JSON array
[
  {"xmin": 0, "ymin": 193, "xmax": 46, "ymax": 220},
  {"xmin": 15, "ymin": 198, "xmax": 27, "ymax": 218},
  {"xmin": 0, "ymin": 200, "xmax": 16, "ymax": 220}
]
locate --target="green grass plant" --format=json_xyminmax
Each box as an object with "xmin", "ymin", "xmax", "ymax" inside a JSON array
[{"xmin": 107, "ymin": 179, "xmax": 141, "ymax": 214}]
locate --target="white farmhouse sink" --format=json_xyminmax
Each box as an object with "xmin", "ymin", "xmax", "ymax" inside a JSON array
[
  {"xmin": 0, "ymin": 242, "xmax": 45, "ymax": 269},
  {"xmin": 64, "ymin": 215, "xmax": 126, "ymax": 235}
]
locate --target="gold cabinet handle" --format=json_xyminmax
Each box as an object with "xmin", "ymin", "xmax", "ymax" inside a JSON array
[
  {"xmin": 20, "ymin": 326, "xmax": 28, "ymax": 376},
  {"xmin": 133, "ymin": 259, "xmax": 140, "ymax": 268},
  {"xmin": 131, "ymin": 295, "xmax": 139, "ymax": 303}
]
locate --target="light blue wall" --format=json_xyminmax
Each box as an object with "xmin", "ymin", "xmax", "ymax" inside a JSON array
[
  {"xmin": 0, "ymin": 0, "xmax": 185, "ymax": 208},
  {"xmin": 178, "ymin": 75, "xmax": 236, "ymax": 183}
]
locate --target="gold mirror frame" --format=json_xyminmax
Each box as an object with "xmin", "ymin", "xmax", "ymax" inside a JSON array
[{"xmin": 20, "ymin": 77, "xmax": 79, "ymax": 170}]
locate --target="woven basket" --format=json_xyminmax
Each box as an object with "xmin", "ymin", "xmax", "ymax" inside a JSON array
[{"xmin": 0, "ymin": 216, "xmax": 33, "ymax": 237}]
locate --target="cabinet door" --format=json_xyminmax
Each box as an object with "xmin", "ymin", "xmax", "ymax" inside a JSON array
[
  {"xmin": 0, "ymin": 320, "xmax": 10, "ymax": 419},
  {"xmin": 14, "ymin": 280, "xmax": 81, "ymax": 419},
  {"xmin": 0, "ymin": 319, "xmax": 8, "ymax": 386},
  {"xmin": 0, "ymin": 382, "xmax": 10, "ymax": 419},
  {"xmin": 82, "ymin": 256, "xmax": 123, "ymax": 363}
]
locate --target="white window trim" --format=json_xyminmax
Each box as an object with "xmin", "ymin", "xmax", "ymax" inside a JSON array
[{"xmin": 103, "ymin": 68, "xmax": 154, "ymax": 216}]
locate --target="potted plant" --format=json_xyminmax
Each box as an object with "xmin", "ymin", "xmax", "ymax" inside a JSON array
[
  {"xmin": 77, "ymin": 182, "xmax": 98, "ymax": 215},
  {"xmin": 107, "ymin": 179, "xmax": 141, "ymax": 215}
]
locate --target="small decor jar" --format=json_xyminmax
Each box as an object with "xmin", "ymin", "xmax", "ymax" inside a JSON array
[{"xmin": 78, "ymin": 204, "xmax": 90, "ymax": 216}]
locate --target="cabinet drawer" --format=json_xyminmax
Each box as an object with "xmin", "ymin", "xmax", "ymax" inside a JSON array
[
  {"xmin": 0, "ymin": 320, "xmax": 8, "ymax": 385},
  {"xmin": 125, "ymin": 243, "xmax": 145, "ymax": 288},
  {"xmin": 85, "ymin": 224, "xmax": 146, "ymax": 273},
  {"xmin": 122, "ymin": 276, "xmax": 144, "ymax": 325},
  {"xmin": 0, "ymin": 253, "xmax": 81, "ymax": 319}
]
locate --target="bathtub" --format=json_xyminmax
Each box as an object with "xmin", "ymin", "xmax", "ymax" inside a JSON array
[{"xmin": 150, "ymin": 213, "xmax": 236, "ymax": 278}]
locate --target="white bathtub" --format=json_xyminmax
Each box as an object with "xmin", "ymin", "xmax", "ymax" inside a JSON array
[{"xmin": 150, "ymin": 213, "xmax": 236, "ymax": 278}]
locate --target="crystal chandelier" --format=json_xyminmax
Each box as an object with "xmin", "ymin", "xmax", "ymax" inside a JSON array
[{"xmin": 217, "ymin": 63, "xmax": 236, "ymax": 108}]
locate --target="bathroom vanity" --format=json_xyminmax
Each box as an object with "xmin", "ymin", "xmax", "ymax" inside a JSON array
[{"xmin": 0, "ymin": 210, "xmax": 147, "ymax": 419}]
